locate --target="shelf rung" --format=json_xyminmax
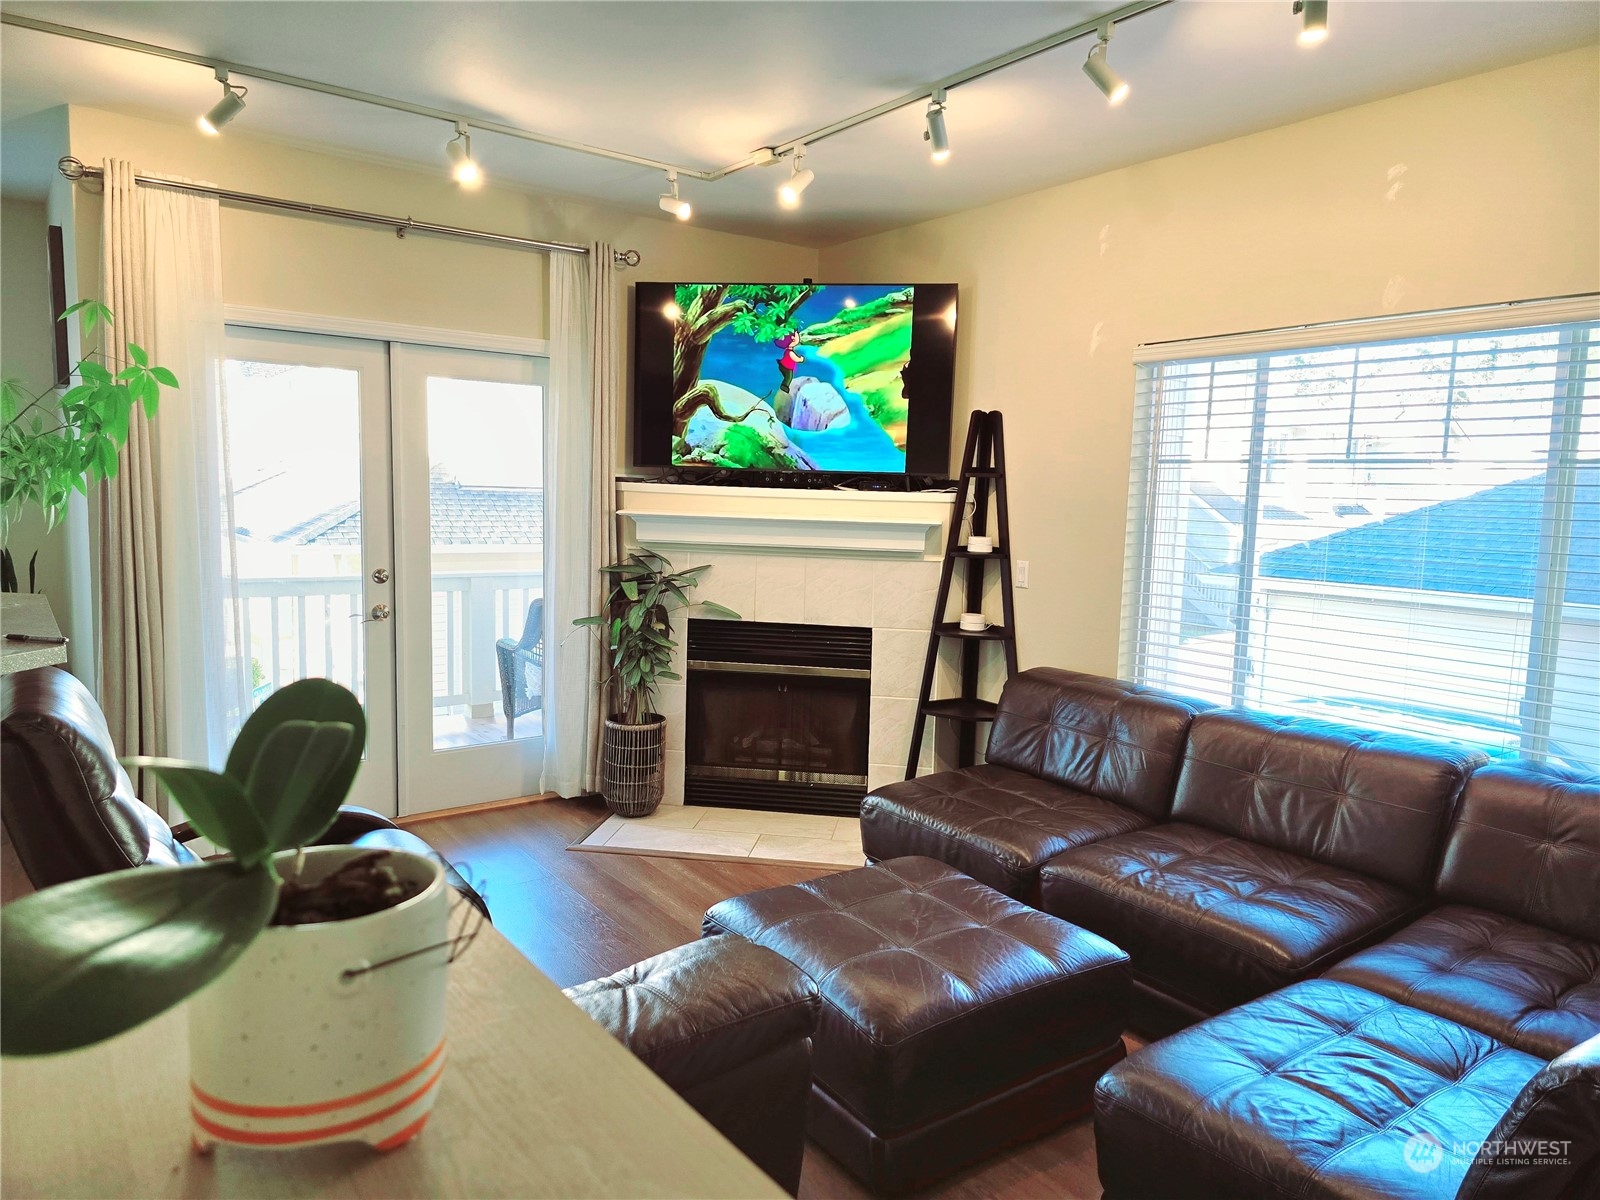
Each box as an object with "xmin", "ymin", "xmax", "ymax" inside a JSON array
[
  {"xmin": 934, "ymin": 622, "xmax": 1014, "ymax": 640},
  {"xmin": 919, "ymin": 698, "xmax": 1000, "ymax": 721}
]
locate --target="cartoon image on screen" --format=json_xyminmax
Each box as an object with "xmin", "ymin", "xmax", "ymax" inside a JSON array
[{"xmin": 669, "ymin": 284, "xmax": 915, "ymax": 472}]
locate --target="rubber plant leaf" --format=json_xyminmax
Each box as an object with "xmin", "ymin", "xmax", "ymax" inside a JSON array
[
  {"xmin": 243, "ymin": 720, "xmax": 357, "ymax": 851},
  {"xmin": 123, "ymin": 758, "xmax": 269, "ymax": 868},
  {"xmin": 0, "ymin": 861, "xmax": 278, "ymax": 1056},
  {"xmin": 225, "ymin": 678, "xmax": 366, "ymax": 823}
]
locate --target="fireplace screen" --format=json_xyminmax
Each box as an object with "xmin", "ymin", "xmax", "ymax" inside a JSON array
[{"xmin": 684, "ymin": 619, "xmax": 871, "ymax": 816}]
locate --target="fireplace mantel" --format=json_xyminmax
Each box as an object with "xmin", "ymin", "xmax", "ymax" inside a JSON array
[{"xmin": 616, "ymin": 481, "xmax": 956, "ymax": 558}]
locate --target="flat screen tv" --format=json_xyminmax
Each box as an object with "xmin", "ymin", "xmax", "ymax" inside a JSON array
[{"xmin": 633, "ymin": 282, "xmax": 957, "ymax": 476}]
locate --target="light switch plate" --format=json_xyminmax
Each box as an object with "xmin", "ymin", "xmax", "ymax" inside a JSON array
[{"xmin": 1016, "ymin": 559, "xmax": 1030, "ymax": 588}]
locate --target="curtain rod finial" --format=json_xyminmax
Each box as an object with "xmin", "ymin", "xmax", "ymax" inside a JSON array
[{"xmin": 612, "ymin": 249, "xmax": 641, "ymax": 268}]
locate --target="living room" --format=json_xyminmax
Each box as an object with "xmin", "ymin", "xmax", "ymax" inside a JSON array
[{"xmin": 1, "ymin": 2, "xmax": 1596, "ymax": 1198}]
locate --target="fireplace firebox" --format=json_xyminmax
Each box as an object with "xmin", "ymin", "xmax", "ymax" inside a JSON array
[{"xmin": 684, "ymin": 619, "xmax": 871, "ymax": 816}]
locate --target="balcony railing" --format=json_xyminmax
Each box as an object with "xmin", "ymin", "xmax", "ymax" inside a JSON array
[{"xmin": 237, "ymin": 570, "xmax": 543, "ymax": 712}]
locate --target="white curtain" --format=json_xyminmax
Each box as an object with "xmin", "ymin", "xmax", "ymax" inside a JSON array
[
  {"xmin": 143, "ymin": 179, "xmax": 250, "ymax": 765},
  {"xmin": 98, "ymin": 160, "xmax": 166, "ymax": 791},
  {"xmin": 540, "ymin": 243, "xmax": 620, "ymax": 797}
]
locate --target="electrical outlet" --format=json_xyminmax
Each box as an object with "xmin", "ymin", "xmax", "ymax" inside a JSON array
[{"xmin": 1016, "ymin": 559, "xmax": 1030, "ymax": 588}]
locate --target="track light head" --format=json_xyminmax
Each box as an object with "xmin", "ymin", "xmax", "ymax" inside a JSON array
[
  {"xmin": 925, "ymin": 89, "xmax": 950, "ymax": 163},
  {"xmin": 778, "ymin": 151, "xmax": 814, "ymax": 209},
  {"xmin": 1083, "ymin": 26, "xmax": 1129, "ymax": 106},
  {"xmin": 446, "ymin": 123, "xmax": 483, "ymax": 189},
  {"xmin": 658, "ymin": 171, "xmax": 691, "ymax": 220},
  {"xmin": 197, "ymin": 69, "xmax": 246, "ymax": 135},
  {"xmin": 1295, "ymin": 0, "xmax": 1329, "ymax": 45}
]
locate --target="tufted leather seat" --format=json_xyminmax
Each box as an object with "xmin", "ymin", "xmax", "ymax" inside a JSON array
[
  {"xmin": 861, "ymin": 669, "xmax": 1207, "ymax": 898},
  {"xmin": 704, "ymin": 856, "xmax": 1130, "ymax": 1195},
  {"xmin": 1327, "ymin": 907, "xmax": 1600, "ymax": 1060},
  {"xmin": 1328, "ymin": 760, "xmax": 1600, "ymax": 1059},
  {"xmin": 564, "ymin": 937, "xmax": 819, "ymax": 1195},
  {"xmin": 1040, "ymin": 710, "xmax": 1484, "ymax": 1025},
  {"xmin": 1039, "ymin": 822, "xmax": 1423, "ymax": 1014},
  {"xmin": 859, "ymin": 763, "xmax": 1152, "ymax": 898},
  {"xmin": 1094, "ymin": 979, "xmax": 1549, "ymax": 1200}
]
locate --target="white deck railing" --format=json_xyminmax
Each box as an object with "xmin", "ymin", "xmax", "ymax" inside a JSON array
[{"xmin": 237, "ymin": 571, "xmax": 542, "ymax": 710}]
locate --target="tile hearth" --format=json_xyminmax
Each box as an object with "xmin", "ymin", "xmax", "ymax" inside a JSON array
[{"xmin": 571, "ymin": 804, "xmax": 864, "ymax": 869}]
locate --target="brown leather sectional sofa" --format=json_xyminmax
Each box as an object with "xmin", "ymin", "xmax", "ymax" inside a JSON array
[{"xmin": 863, "ymin": 667, "xmax": 1600, "ymax": 1199}]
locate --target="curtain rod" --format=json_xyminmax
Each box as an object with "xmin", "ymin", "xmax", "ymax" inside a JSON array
[
  {"xmin": 57, "ymin": 157, "xmax": 642, "ymax": 266},
  {"xmin": 1136, "ymin": 292, "xmax": 1600, "ymax": 352}
]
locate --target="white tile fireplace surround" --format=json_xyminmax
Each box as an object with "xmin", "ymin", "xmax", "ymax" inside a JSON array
[{"xmin": 617, "ymin": 482, "xmax": 959, "ymax": 805}]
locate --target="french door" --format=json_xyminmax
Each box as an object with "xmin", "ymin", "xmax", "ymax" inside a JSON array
[{"xmin": 223, "ymin": 329, "xmax": 547, "ymax": 817}]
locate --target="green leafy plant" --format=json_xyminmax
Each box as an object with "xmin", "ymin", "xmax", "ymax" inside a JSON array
[
  {"xmin": 0, "ymin": 300, "xmax": 178, "ymax": 588},
  {"xmin": 574, "ymin": 549, "xmax": 737, "ymax": 725},
  {"xmin": 0, "ymin": 679, "xmax": 366, "ymax": 1057}
]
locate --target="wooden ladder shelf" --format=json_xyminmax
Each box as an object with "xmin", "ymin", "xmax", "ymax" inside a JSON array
[{"xmin": 905, "ymin": 410, "xmax": 1019, "ymax": 778}]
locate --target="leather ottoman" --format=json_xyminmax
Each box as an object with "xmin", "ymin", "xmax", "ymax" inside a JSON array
[{"xmin": 704, "ymin": 856, "xmax": 1131, "ymax": 1194}]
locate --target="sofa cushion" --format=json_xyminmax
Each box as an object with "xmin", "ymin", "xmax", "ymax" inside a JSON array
[
  {"xmin": 1325, "ymin": 905, "xmax": 1600, "ymax": 1059},
  {"xmin": 1436, "ymin": 760, "xmax": 1600, "ymax": 945},
  {"xmin": 1170, "ymin": 710, "xmax": 1485, "ymax": 892},
  {"xmin": 1039, "ymin": 822, "xmax": 1423, "ymax": 1012},
  {"xmin": 861, "ymin": 764, "xmax": 1152, "ymax": 898},
  {"xmin": 984, "ymin": 668, "xmax": 1208, "ymax": 819},
  {"xmin": 1094, "ymin": 979, "xmax": 1547, "ymax": 1200}
]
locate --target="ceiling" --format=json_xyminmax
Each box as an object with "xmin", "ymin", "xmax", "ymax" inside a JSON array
[{"xmin": 2, "ymin": 1, "xmax": 1595, "ymax": 247}]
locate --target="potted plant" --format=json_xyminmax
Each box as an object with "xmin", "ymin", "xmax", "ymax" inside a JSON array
[
  {"xmin": 1, "ymin": 300, "xmax": 177, "ymax": 592},
  {"xmin": 575, "ymin": 549, "xmax": 736, "ymax": 817},
  {"xmin": 0, "ymin": 679, "xmax": 457, "ymax": 1154}
]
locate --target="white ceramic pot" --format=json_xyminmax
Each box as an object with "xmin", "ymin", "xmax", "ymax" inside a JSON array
[{"xmin": 188, "ymin": 845, "xmax": 451, "ymax": 1155}]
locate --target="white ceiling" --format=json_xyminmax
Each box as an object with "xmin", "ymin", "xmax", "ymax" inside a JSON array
[{"xmin": 2, "ymin": 1, "xmax": 1595, "ymax": 247}]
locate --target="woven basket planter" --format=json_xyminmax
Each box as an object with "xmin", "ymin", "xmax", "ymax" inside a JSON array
[{"xmin": 602, "ymin": 713, "xmax": 666, "ymax": 817}]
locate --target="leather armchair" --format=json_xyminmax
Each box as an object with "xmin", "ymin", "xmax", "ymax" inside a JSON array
[
  {"xmin": 1, "ymin": 666, "xmax": 488, "ymax": 917},
  {"xmin": 564, "ymin": 935, "xmax": 819, "ymax": 1195}
]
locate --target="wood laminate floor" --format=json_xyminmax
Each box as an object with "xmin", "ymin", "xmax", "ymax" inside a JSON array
[{"xmin": 414, "ymin": 796, "xmax": 1107, "ymax": 1199}]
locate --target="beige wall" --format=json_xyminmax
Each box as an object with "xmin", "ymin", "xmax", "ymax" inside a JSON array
[
  {"xmin": 819, "ymin": 48, "xmax": 1600, "ymax": 677},
  {"xmin": 0, "ymin": 197, "xmax": 71, "ymax": 612},
  {"xmin": 65, "ymin": 106, "xmax": 819, "ymax": 341}
]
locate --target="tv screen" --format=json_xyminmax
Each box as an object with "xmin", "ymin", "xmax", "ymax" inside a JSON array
[{"xmin": 633, "ymin": 282, "xmax": 957, "ymax": 476}]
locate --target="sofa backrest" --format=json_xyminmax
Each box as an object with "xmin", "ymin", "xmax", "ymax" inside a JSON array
[
  {"xmin": 0, "ymin": 666, "xmax": 197, "ymax": 890},
  {"xmin": 1455, "ymin": 1032, "xmax": 1600, "ymax": 1200},
  {"xmin": 1171, "ymin": 711, "xmax": 1485, "ymax": 892},
  {"xmin": 1436, "ymin": 761, "xmax": 1600, "ymax": 944},
  {"xmin": 986, "ymin": 668, "xmax": 1208, "ymax": 819}
]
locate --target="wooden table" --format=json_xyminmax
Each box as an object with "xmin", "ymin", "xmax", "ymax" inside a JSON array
[
  {"xmin": 0, "ymin": 594, "xmax": 68, "ymax": 675},
  {"xmin": 1, "ymin": 922, "xmax": 782, "ymax": 1198}
]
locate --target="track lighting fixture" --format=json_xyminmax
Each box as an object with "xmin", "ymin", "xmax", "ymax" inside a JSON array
[
  {"xmin": 778, "ymin": 150, "xmax": 814, "ymax": 209},
  {"xmin": 1294, "ymin": 0, "xmax": 1329, "ymax": 45},
  {"xmin": 925, "ymin": 89, "xmax": 950, "ymax": 163},
  {"xmin": 1082, "ymin": 24, "xmax": 1130, "ymax": 106},
  {"xmin": 197, "ymin": 68, "xmax": 247, "ymax": 135},
  {"xmin": 445, "ymin": 122, "xmax": 483, "ymax": 189},
  {"xmin": 658, "ymin": 171, "xmax": 691, "ymax": 220}
]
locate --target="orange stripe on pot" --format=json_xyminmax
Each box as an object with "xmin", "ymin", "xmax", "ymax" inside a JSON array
[
  {"xmin": 190, "ymin": 1061, "xmax": 446, "ymax": 1146},
  {"xmin": 191, "ymin": 1039, "xmax": 446, "ymax": 1119}
]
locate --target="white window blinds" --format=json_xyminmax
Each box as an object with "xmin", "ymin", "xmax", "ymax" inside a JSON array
[{"xmin": 1122, "ymin": 304, "xmax": 1600, "ymax": 773}]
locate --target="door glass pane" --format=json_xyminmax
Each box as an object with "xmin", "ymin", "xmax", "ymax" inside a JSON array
[
  {"xmin": 224, "ymin": 359, "xmax": 368, "ymax": 735},
  {"xmin": 424, "ymin": 376, "xmax": 544, "ymax": 750}
]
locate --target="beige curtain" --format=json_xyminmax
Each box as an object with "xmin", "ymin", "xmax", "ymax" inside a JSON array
[
  {"xmin": 584, "ymin": 242, "xmax": 621, "ymax": 792},
  {"xmin": 539, "ymin": 242, "xmax": 620, "ymax": 797},
  {"xmin": 98, "ymin": 159, "xmax": 167, "ymax": 802}
]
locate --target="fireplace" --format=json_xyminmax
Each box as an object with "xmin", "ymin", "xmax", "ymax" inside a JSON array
[{"xmin": 684, "ymin": 619, "xmax": 871, "ymax": 816}]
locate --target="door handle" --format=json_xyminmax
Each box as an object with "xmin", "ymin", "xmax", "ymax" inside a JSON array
[
  {"xmin": 368, "ymin": 603, "xmax": 391, "ymax": 622},
  {"xmin": 372, "ymin": 567, "xmax": 390, "ymax": 584}
]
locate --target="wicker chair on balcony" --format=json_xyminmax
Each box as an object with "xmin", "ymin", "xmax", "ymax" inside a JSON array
[{"xmin": 495, "ymin": 598, "xmax": 544, "ymax": 739}]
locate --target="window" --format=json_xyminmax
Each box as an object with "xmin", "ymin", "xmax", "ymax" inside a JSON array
[{"xmin": 1122, "ymin": 305, "xmax": 1599, "ymax": 772}]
